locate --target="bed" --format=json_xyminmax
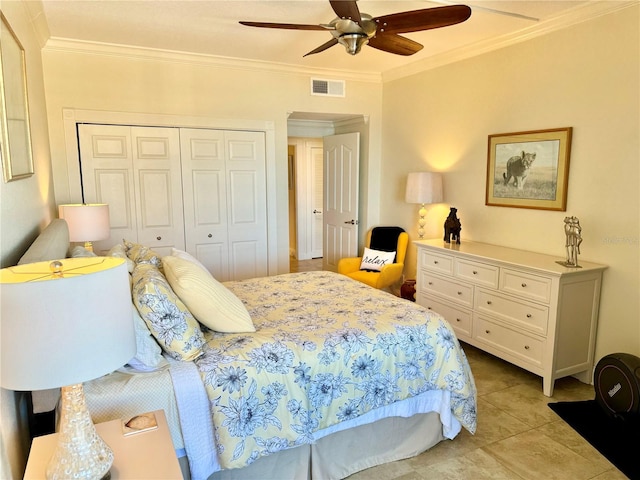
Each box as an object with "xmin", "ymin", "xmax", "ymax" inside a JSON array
[{"xmin": 23, "ymin": 219, "xmax": 477, "ymax": 480}]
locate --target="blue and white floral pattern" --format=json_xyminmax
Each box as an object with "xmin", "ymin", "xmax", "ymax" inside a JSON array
[{"xmin": 196, "ymin": 271, "xmax": 477, "ymax": 469}]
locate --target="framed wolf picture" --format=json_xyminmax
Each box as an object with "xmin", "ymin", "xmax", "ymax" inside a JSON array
[{"xmin": 485, "ymin": 127, "xmax": 572, "ymax": 210}]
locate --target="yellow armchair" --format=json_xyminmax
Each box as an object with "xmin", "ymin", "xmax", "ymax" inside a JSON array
[{"xmin": 337, "ymin": 227, "xmax": 409, "ymax": 290}]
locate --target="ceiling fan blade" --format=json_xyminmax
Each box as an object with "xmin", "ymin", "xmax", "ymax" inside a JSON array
[
  {"xmin": 367, "ymin": 34, "xmax": 423, "ymax": 56},
  {"xmin": 374, "ymin": 5, "xmax": 472, "ymax": 34},
  {"xmin": 239, "ymin": 21, "xmax": 328, "ymax": 31},
  {"xmin": 329, "ymin": 0, "xmax": 362, "ymax": 24},
  {"xmin": 303, "ymin": 38, "xmax": 339, "ymax": 57}
]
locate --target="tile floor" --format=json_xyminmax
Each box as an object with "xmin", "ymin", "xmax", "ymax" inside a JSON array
[
  {"xmin": 348, "ymin": 343, "xmax": 627, "ymax": 479},
  {"xmin": 290, "ymin": 258, "xmax": 626, "ymax": 480}
]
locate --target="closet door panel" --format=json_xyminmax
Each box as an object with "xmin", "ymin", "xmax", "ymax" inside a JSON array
[
  {"xmin": 78, "ymin": 124, "xmax": 137, "ymax": 251},
  {"xmin": 180, "ymin": 128, "xmax": 229, "ymax": 279},
  {"xmin": 131, "ymin": 127, "xmax": 185, "ymax": 255},
  {"xmin": 225, "ymin": 131, "xmax": 268, "ymax": 280}
]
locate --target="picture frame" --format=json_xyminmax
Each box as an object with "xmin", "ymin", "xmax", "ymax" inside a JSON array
[
  {"xmin": 485, "ymin": 127, "xmax": 572, "ymax": 211},
  {"xmin": 0, "ymin": 12, "xmax": 34, "ymax": 183}
]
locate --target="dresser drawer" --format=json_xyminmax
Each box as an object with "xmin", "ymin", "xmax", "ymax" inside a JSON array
[
  {"xmin": 475, "ymin": 289, "xmax": 549, "ymax": 335},
  {"xmin": 455, "ymin": 259, "xmax": 499, "ymax": 288},
  {"xmin": 500, "ymin": 269, "xmax": 552, "ymax": 303},
  {"xmin": 419, "ymin": 249, "xmax": 454, "ymax": 275},
  {"xmin": 474, "ymin": 316, "xmax": 543, "ymax": 367},
  {"xmin": 419, "ymin": 294, "xmax": 472, "ymax": 337},
  {"xmin": 419, "ymin": 272, "xmax": 473, "ymax": 307}
]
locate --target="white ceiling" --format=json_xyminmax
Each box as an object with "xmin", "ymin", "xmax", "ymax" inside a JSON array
[{"xmin": 31, "ymin": 1, "xmax": 631, "ymax": 79}]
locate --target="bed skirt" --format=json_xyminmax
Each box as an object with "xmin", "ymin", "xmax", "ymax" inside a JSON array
[{"xmin": 179, "ymin": 411, "xmax": 444, "ymax": 480}]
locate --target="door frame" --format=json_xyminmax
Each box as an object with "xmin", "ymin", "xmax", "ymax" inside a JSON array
[{"xmin": 60, "ymin": 108, "xmax": 278, "ymax": 276}]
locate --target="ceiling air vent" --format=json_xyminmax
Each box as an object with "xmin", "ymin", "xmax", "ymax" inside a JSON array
[{"xmin": 311, "ymin": 78, "xmax": 345, "ymax": 97}]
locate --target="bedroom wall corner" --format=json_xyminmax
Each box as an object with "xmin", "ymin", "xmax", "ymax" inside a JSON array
[{"xmin": 0, "ymin": 1, "xmax": 56, "ymax": 478}]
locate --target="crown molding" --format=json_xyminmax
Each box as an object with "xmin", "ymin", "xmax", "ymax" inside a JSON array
[
  {"xmin": 382, "ymin": 1, "xmax": 638, "ymax": 82},
  {"xmin": 43, "ymin": 37, "xmax": 382, "ymax": 84}
]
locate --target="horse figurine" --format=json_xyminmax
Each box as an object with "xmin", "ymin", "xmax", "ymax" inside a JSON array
[{"xmin": 444, "ymin": 207, "xmax": 462, "ymax": 244}]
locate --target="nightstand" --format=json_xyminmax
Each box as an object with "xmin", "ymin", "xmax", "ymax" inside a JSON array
[{"xmin": 24, "ymin": 409, "xmax": 183, "ymax": 479}]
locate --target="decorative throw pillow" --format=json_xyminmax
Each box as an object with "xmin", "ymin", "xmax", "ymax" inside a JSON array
[
  {"xmin": 162, "ymin": 255, "xmax": 255, "ymax": 333},
  {"xmin": 123, "ymin": 239, "xmax": 163, "ymax": 270},
  {"xmin": 107, "ymin": 244, "xmax": 135, "ymax": 273},
  {"xmin": 360, "ymin": 247, "xmax": 396, "ymax": 272},
  {"xmin": 127, "ymin": 304, "xmax": 167, "ymax": 371},
  {"xmin": 131, "ymin": 263, "xmax": 205, "ymax": 361},
  {"xmin": 170, "ymin": 248, "xmax": 211, "ymax": 275}
]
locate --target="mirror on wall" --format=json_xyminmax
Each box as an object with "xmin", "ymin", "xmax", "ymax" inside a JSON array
[{"xmin": 0, "ymin": 12, "xmax": 34, "ymax": 182}]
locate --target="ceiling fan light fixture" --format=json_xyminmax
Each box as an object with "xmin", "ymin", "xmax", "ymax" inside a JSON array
[{"xmin": 337, "ymin": 33, "xmax": 368, "ymax": 55}]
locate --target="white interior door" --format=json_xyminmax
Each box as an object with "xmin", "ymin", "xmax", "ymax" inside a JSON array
[
  {"xmin": 78, "ymin": 124, "xmax": 137, "ymax": 252},
  {"xmin": 130, "ymin": 126, "xmax": 185, "ymax": 255},
  {"xmin": 180, "ymin": 128, "xmax": 229, "ymax": 279},
  {"xmin": 323, "ymin": 132, "xmax": 360, "ymax": 272},
  {"xmin": 79, "ymin": 124, "xmax": 185, "ymax": 255},
  {"xmin": 310, "ymin": 141, "xmax": 324, "ymax": 259},
  {"xmin": 225, "ymin": 130, "xmax": 268, "ymax": 281}
]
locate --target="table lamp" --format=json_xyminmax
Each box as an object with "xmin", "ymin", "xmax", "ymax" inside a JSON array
[
  {"xmin": 405, "ymin": 172, "xmax": 443, "ymax": 239},
  {"xmin": 0, "ymin": 257, "xmax": 135, "ymax": 480},
  {"xmin": 58, "ymin": 204, "xmax": 110, "ymax": 252}
]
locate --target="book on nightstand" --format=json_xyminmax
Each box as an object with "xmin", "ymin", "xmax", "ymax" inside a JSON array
[{"xmin": 122, "ymin": 412, "xmax": 158, "ymax": 436}]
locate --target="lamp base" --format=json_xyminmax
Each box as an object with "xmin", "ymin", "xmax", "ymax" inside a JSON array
[{"xmin": 46, "ymin": 384, "xmax": 113, "ymax": 480}]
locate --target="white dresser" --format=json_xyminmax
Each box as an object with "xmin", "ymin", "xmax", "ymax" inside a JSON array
[{"xmin": 415, "ymin": 239, "xmax": 607, "ymax": 396}]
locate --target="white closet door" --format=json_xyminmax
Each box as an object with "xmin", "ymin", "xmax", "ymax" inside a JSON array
[
  {"xmin": 130, "ymin": 127, "xmax": 185, "ymax": 255},
  {"xmin": 78, "ymin": 124, "xmax": 137, "ymax": 252},
  {"xmin": 79, "ymin": 125, "xmax": 185, "ymax": 255},
  {"xmin": 180, "ymin": 128, "xmax": 230, "ymax": 280},
  {"xmin": 225, "ymin": 130, "xmax": 268, "ymax": 281}
]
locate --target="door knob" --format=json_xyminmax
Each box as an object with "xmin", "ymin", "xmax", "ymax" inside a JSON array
[
  {"xmin": 208, "ymin": 234, "xmax": 213, "ymax": 238},
  {"xmin": 313, "ymin": 209, "xmax": 322, "ymax": 214},
  {"xmin": 344, "ymin": 219, "xmax": 358, "ymax": 225}
]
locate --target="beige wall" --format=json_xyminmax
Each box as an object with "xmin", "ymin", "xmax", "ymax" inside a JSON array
[
  {"xmin": 380, "ymin": 5, "xmax": 640, "ymax": 360},
  {"xmin": 0, "ymin": 2, "xmax": 56, "ymax": 479},
  {"xmin": 41, "ymin": 47, "xmax": 384, "ymax": 274}
]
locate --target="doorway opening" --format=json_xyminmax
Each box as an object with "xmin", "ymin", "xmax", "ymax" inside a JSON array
[{"xmin": 287, "ymin": 112, "xmax": 366, "ymax": 273}]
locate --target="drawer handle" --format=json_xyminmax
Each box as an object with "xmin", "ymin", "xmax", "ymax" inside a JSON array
[
  {"xmin": 456, "ymin": 318, "xmax": 461, "ymax": 322},
  {"xmin": 433, "ymin": 260, "xmax": 439, "ymax": 264},
  {"xmin": 486, "ymin": 300, "xmax": 492, "ymax": 305},
  {"xmin": 428, "ymin": 282, "xmax": 433, "ymax": 286},
  {"xmin": 485, "ymin": 329, "xmax": 490, "ymax": 334},
  {"xmin": 524, "ymin": 345, "xmax": 530, "ymax": 350},
  {"xmin": 208, "ymin": 233, "xmax": 213, "ymax": 238},
  {"xmin": 526, "ymin": 314, "xmax": 532, "ymax": 318},
  {"xmin": 472, "ymin": 270, "xmax": 478, "ymax": 275},
  {"xmin": 457, "ymin": 291, "xmax": 463, "ymax": 295},
  {"xmin": 521, "ymin": 283, "xmax": 527, "ymax": 288},
  {"xmin": 156, "ymin": 236, "xmax": 162, "ymax": 241}
]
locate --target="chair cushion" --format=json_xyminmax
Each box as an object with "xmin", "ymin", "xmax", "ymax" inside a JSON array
[{"xmin": 370, "ymin": 227, "xmax": 405, "ymax": 262}]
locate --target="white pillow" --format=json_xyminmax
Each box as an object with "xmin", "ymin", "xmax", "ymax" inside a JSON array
[
  {"xmin": 360, "ymin": 247, "xmax": 396, "ymax": 272},
  {"xmin": 107, "ymin": 244, "xmax": 135, "ymax": 273},
  {"xmin": 128, "ymin": 305, "xmax": 167, "ymax": 371},
  {"xmin": 161, "ymin": 255, "xmax": 255, "ymax": 333},
  {"xmin": 170, "ymin": 248, "xmax": 211, "ymax": 276}
]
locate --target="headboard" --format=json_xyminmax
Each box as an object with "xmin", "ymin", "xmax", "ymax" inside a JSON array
[{"xmin": 17, "ymin": 219, "xmax": 69, "ymax": 265}]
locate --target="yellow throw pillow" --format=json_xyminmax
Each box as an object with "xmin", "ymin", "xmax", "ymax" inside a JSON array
[
  {"xmin": 124, "ymin": 239, "xmax": 163, "ymax": 270},
  {"xmin": 132, "ymin": 263, "xmax": 205, "ymax": 361},
  {"xmin": 162, "ymin": 255, "xmax": 255, "ymax": 333}
]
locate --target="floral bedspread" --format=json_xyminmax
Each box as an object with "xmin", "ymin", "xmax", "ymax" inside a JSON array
[{"xmin": 195, "ymin": 271, "xmax": 477, "ymax": 470}]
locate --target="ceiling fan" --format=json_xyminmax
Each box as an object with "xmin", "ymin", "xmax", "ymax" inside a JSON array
[{"xmin": 240, "ymin": 1, "xmax": 472, "ymax": 57}]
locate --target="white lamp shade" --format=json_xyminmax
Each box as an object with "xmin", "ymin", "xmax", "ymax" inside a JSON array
[
  {"xmin": 405, "ymin": 172, "xmax": 444, "ymax": 204},
  {"xmin": 58, "ymin": 204, "xmax": 111, "ymax": 243},
  {"xmin": 0, "ymin": 257, "xmax": 135, "ymax": 391}
]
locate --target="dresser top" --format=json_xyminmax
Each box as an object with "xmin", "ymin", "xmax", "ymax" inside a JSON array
[{"xmin": 415, "ymin": 239, "xmax": 607, "ymax": 275}]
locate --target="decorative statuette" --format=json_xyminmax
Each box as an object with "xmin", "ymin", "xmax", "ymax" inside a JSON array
[
  {"xmin": 444, "ymin": 207, "xmax": 461, "ymax": 244},
  {"xmin": 557, "ymin": 216, "xmax": 582, "ymax": 268}
]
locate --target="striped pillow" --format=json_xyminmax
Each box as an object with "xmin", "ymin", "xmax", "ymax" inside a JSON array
[{"xmin": 162, "ymin": 255, "xmax": 255, "ymax": 333}]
